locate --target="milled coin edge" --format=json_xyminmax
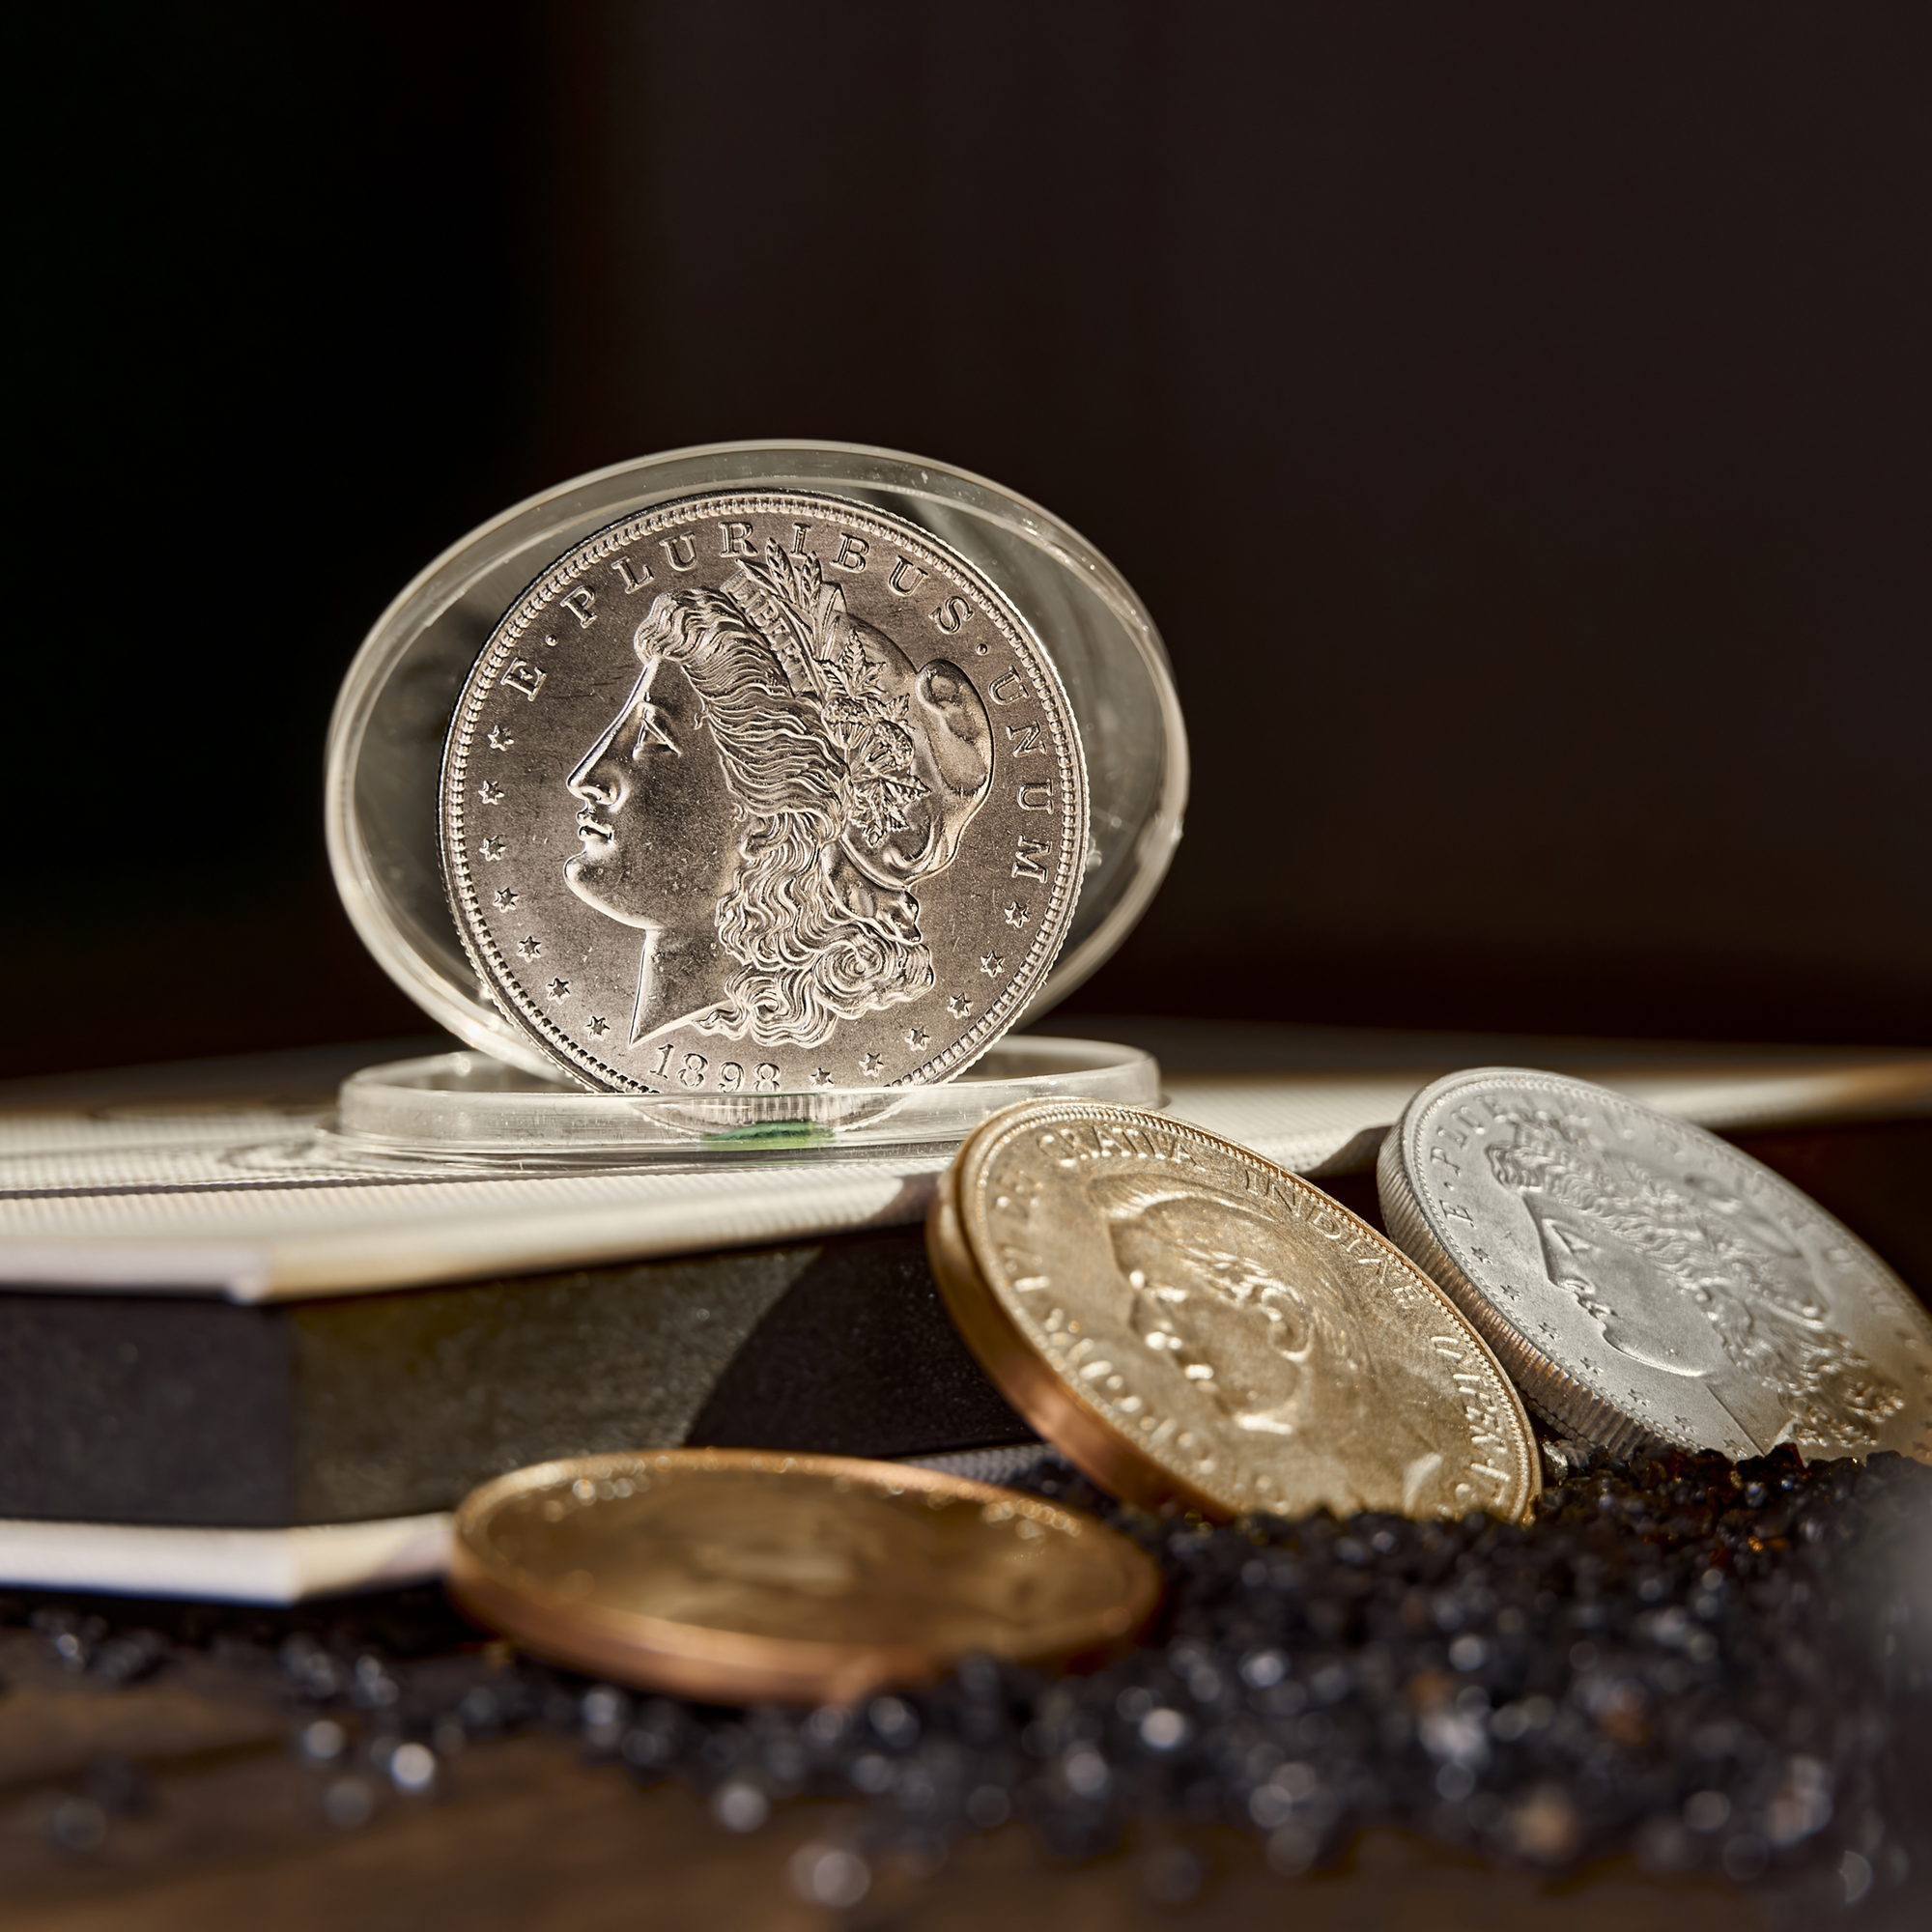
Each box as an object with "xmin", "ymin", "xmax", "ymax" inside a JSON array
[
  {"xmin": 1377, "ymin": 1100, "xmax": 1653, "ymax": 1458},
  {"xmin": 937, "ymin": 1099, "xmax": 1543, "ymax": 1525},
  {"xmin": 927, "ymin": 1183, "xmax": 1229, "ymax": 1521},
  {"xmin": 1379, "ymin": 1066, "xmax": 1932, "ymax": 1463}
]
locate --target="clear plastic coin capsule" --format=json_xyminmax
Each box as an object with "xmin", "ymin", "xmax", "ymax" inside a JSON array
[{"xmin": 325, "ymin": 442, "xmax": 1186, "ymax": 1163}]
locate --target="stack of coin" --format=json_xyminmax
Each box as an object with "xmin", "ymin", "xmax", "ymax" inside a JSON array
[
  {"xmin": 926, "ymin": 1099, "xmax": 1542, "ymax": 1524},
  {"xmin": 1377, "ymin": 1067, "xmax": 1932, "ymax": 1462}
]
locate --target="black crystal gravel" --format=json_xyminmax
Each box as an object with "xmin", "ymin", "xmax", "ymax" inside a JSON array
[{"xmin": 7, "ymin": 1446, "xmax": 1927, "ymax": 1918}]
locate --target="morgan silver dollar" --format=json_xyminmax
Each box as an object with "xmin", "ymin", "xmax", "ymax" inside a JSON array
[
  {"xmin": 1378, "ymin": 1068, "xmax": 1932, "ymax": 1463},
  {"xmin": 440, "ymin": 491, "xmax": 1088, "ymax": 1094}
]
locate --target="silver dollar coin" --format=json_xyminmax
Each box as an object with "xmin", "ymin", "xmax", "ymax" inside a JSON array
[
  {"xmin": 1378, "ymin": 1067, "xmax": 1932, "ymax": 1462},
  {"xmin": 440, "ymin": 491, "xmax": 1089, "ymax": 1094}
]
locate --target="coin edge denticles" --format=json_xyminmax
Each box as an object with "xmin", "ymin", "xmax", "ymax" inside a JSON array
[
  {"xmin": 1379, "ymin": 1067, "xmax": 1932, "ymax": 1462},
  {"xmin": 440, "ymin": 491, "xmax": 1090, "ymax": 1094},
  {"xmin": 948, "ymin": 1100, "xmax": 1541, "ymax": 1524}
]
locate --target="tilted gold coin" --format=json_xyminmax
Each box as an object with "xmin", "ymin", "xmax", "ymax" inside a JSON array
[
  {"xmin": 448, "ymin": 1448, "xmax": 1161, "ymax": 1706},
  {"xmin": 928, "ymin": 1100, "xmax": 1541, "ymax": 1524}
]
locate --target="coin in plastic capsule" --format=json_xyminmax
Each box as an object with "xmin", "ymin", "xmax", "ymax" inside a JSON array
[{"xmin": 438, "ymin": 490, "xmax": 1090, "ymax": 1094}]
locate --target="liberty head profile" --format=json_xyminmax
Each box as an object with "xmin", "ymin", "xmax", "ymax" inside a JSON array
[
  {"xmin": 1090, "ymin": 1176, "xmax": 1471, "ymax": 1516},
  {"xmin": 562, "ymin": 539, "xmax": 993, "ymax": 1053},
  {"xmin": 1487, "ymin": 1109, "xmax": 1906, "ymax": 1455}
]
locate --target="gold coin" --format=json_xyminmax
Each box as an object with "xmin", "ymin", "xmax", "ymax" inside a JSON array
[
  {"xmin": 448, "ymin": 1448, "xmax": 1161, "ymax": 1706},
  {"xmin": 928, "ymin": 1100, "xmax": 1541, "ymax": 1524}
]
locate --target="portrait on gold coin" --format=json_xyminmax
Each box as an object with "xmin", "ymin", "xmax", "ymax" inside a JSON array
[{"xmin": 1087, "ymin": 1175, "xmax": 1483, "ymax": 1518}]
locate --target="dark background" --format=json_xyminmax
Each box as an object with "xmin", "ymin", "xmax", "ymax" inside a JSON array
[{"xmin": 14, "ymin": 1, "xmax": 1929, "ymax": 1079}]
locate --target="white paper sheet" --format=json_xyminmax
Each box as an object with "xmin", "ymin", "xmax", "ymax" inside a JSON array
[
  {"xmin": 3, "ymin": 1044, "xmax": 1924, "ymax": 1302},
  {"xmin": 0, "ymin": 1511, "xmax": 452, "ymax": 1604}
]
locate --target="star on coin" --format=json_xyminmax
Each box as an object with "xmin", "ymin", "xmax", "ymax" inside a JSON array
[
  {"xmin": 810, "ymin": 1067, "xmax": 834, "ymax": 1088},
  {"xmin": 516, "ymin": 936, "xmax": 541, "ymax": 960},
  {"xmin": 948, "ymin": 994, "xmax": 973, "ymax": 1018},
  {"xmin": 1003, "ymin": 900, "xmax": 1030, "ymax": 927},
  {"xmin": 493, "ymin": 888, "xmax": 519, "ymax": 910},
  {"xmin": 547, "ymin": 978, "xmax": 571, "ymax": 1001},
  {"xmin": 980, "ymin": 952, "xmax": 1004, "ymax": 978},
  {"xmin": 587, "ymin": 1016, "xmax": 610, "ymax": 1037},
  {"xmin": 440, "ymin": 488, "xmax": 1094, "ymax": 1097},
  {"xmin": 861, "ymin": 1052, "xmax": 884, "ymax": 1076}
]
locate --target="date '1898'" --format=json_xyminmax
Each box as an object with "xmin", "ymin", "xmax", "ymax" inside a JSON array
[{"xmin": 646, "ymin": 1044, "xmax": 781, "ymax": 1093}]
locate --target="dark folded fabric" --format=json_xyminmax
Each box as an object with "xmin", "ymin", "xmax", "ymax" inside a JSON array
[{"xmin": 0, "ymin": 1227, "xmax": 1032, "ymax": 1528}]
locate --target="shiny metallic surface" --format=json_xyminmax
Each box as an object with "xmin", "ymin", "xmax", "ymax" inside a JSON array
[
  {"xmin": 1377, "ymin": 1068, "xmax": 1932, "ymax": 1462},
  {"xmin": 927, "ymin": 1100, "xmax": 1540, "ymax": 1525},
  {"xmin": 329, "ymin": 1036, "xmax": 1160, "ymax": 1166},
  {"xmin": 328, "ymin": 441, "xmax": 1184, "ymax": 1075},
  {"xmin": 448, "ymin": 1448, "xmax": 1161, "ymax": 1705},
  {"xmin": 440, "ymin": 492, "xmax": 1087, "ymax": 1093}
]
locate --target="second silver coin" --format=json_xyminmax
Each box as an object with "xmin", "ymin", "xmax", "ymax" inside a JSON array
[{"xmin": 1378, "ymin": 1066, "xmax": 1932, "ymax": 1462}]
